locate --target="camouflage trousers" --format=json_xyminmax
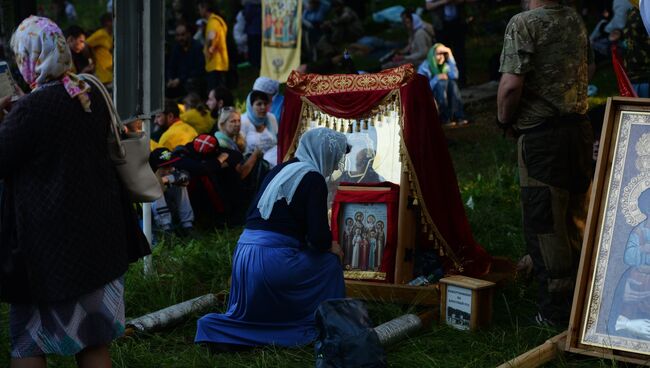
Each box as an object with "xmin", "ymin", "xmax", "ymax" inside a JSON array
[{"xmin": 517, "ymin": 119, "xmax": 593, "ymax": 323}]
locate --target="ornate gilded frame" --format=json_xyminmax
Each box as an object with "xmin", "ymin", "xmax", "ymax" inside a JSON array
[{"xmin": 568, "ymin": 97, "xmax": 650, "ymax": 361}]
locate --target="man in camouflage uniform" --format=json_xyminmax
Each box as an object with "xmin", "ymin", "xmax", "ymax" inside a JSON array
[{"xmin": 497, "ymin": 0, "xmax": 595, "ymax": 325}]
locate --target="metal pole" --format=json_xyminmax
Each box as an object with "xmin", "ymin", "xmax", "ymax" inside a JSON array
[{"xmin": 142, "ymin": 0, "xmax": 154, "ymax": 276}]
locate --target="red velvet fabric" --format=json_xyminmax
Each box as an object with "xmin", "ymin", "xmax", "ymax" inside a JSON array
[
  {"xmin": 278, "ymin": 68, "xmax": 491, "ymax": 277},
  {"xmin": 611, "ymin": 45, "xmax": 638, "ymax": 97},
  {"xmin": 399, "ymin": 75, "xmax": 491, "ymax": 276},
  {"xmin": 330, "ymin": 183, "xmax": 400, "ymax": 282},
  {"xmin": 278, "ymin": 88, "xmax": 392, "ymax": 161}
]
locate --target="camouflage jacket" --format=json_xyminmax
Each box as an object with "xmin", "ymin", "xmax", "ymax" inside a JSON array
[{"xmin": 499, "ymin": 5, "xmax": 591, "ymax": 129}]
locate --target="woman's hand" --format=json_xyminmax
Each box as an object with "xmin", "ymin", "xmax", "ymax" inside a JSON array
[{"xmin": 330, "ymin": 241, "xmax": 343, "ymax": 263}]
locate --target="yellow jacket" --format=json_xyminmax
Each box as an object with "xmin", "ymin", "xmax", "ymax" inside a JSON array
[
  {"xmin": 180, "ymin": 108, "xmax": 215, "ymax": 134},
  {"xmin": 157, "ymin": 120, "xmax": 198, "ymax": 151},
  {"xmin": 86, "ymin": 28, "xmax": 113, "ymax": 84},
  {"xmin": 204, "ymin": 13, "xmax": 229, "ymax": 72}
]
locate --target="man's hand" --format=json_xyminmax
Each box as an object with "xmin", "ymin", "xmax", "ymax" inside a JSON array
[
  {"xmin": 0, "ymin": 96, "xmax": 12, "ymax": 122},
  {"xmin": 438, "ymin": 73, "xmax": 449, "ymax": 80},
  {"xmin": 330, "ymin": 241, "xmax": 343, "ymax": 263}
]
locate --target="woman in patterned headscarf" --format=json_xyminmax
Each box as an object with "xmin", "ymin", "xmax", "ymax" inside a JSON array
[
  {"xmin": 0, "ymin": 16, "xmax": 149, "ymax": 367},
  {"xmin": 196, "ymin": 128, "xmax": 348, "ymax": 350}
]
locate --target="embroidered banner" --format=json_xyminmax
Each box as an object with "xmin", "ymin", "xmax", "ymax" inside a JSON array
[{"xmin": 260, "ymin": 0, "xmax": 302, "ymax": 83}]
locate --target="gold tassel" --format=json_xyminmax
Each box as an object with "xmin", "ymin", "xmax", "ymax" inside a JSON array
[
  {"xmin": 346, "ymin": 122, "xmax": 353, "ymax": 133},
  {"xmin": 412, "ymin": 198, "xmax": 419, "ymax": 206},
  {"xmin": 362, "ymin": 120, "xmax": 368, "ymax": 130},
  {"xmin": 355, "ymin": 121, "xmax": 361, "ymax": 133},
  {"xmin": 439, "ymin": 247, "xmax": 444, "ymax": 256}
]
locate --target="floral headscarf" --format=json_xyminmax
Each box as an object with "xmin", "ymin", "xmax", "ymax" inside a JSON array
[{"xmin": 10, "ymin": 16, "xmax": 91, "ymax": 111}]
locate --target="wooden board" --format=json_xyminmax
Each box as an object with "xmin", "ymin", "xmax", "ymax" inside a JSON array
[
  {"xmin": 345, "ymin": 280, "xmax": 439, "ymax": 306},
  {"xmin": 394, "ymin": 170, "xmax": 417, "ymax": 284},
  {"xmin": 497, "ymin": 332, "xmax": 567, "ymax": 368}
]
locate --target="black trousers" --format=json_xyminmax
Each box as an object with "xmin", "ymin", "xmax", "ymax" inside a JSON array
[{"xmin": 517, "ymin": 119, "xmax": 593, "ymax": 323}]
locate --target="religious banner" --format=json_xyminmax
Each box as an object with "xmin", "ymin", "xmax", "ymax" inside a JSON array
[{"xmin": 260, "ymin": 0, "xmax": 302, "ymax": 83}]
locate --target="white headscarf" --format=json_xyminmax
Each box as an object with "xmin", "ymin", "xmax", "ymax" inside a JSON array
[
  {"xmin": 253, "ymin": 76, "xmax": 280, "ymax": 96},
  {"xmin": 257, "ymin": 128, "xmax": 347, "ymax": 220}
]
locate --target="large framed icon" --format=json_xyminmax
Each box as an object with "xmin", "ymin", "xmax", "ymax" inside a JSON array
[
  {"xmin": 568, "ymin": 97, "xmax": 650, "ymax": 362},
  {"xmin": 331, "ymin": 184, "xmax": 400, "ymax": 282}
]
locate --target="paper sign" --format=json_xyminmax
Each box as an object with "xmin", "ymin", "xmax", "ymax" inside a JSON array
[{"xmin": 446, "ymin": 285, "xmax": 472, "ymax": 330}]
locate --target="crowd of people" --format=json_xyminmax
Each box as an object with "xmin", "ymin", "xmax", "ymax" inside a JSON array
[{"xmin": 0, "ymin": 0, "xmax": 649, "ymax": 365}]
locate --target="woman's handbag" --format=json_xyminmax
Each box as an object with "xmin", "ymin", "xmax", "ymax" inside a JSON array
[{"xmin": 79, "ymin": 73, "xmax": 162, "ymax": 202}]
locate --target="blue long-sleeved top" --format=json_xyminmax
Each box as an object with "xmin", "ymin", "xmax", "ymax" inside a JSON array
[
  {"xmin": 245, "ymin": 158, "xmax": 331, "ymax": 251},
  {"xmin": 417, "ymin": 56, "xmax": 459, "ymax": 90}
]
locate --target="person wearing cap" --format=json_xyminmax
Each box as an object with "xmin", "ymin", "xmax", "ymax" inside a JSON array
[
  {"xmin": 253, "ymin": 76, "xmax": 284, "ymax": 123},
  {"xmin": 150, "ymin": 147, "xmax": 195, "ymax": 237},
  {"xmin": 241, "ymin": 90, "xmax": 279, "ymax": 166},
  {"xmin": 155, "ymin": 99, "xmax": 199, "ymax": 151}
]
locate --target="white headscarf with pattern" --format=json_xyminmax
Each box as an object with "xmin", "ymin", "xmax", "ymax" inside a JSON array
[{"xmin": 257, "ymin": 128, "xmax": 347, "ymax": 220}]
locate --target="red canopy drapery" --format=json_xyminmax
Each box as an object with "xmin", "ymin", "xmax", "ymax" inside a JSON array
[{"xmin": 278, "ymin": 65, "xmax": 491, "ymax": 277}]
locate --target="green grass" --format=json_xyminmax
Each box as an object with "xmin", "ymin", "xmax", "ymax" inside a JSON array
[
  {"xmin": 0, "ymin": 101, "xmax": 630, "ymax": 368},
  {"xmin": 0, "ymin": 2, "xmax": 632, "ymax": 367}
]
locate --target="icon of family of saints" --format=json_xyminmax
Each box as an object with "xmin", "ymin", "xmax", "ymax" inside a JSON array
[{"xmin": 341, "ymin": 211, "xmax": 386, "ymax": 272}]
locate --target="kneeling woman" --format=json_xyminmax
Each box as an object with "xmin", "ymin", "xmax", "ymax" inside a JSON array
[{"xmin": 196, "ymin": 128, "xmax": 347, "ymax": 349}]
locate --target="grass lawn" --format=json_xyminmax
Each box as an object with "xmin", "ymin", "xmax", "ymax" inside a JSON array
[
  {"xmin": 0, "ymin": 95, "xmax": 628, "ymax": 367},
  {"xmin": 1, "ymin": 2, "xmax": 631, "ymax": 367}
]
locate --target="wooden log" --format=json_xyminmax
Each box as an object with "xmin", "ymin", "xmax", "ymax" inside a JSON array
[{"xmin": 497, "ymin": 331, "xmax": 567, "ymax": 368}]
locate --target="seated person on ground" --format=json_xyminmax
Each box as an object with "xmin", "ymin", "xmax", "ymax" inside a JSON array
[
  {"xmin": 302, "ymin": 0, "xmax": 331, "ymax": 61},
  {"xmin": 382, "ymin": 10, "xmax": 434, "ymax": 69},
  {"xmin": 150, "ymin": 148, "xmax": 195, "ymax": 237},
  {"xmin": 253, "ymin": 76, "xmax": 284, "ymax": 123},
  {"xmin": 316, "ymin": 0, "xmax": 363, "ymax": 58},
  {"xmin": 590, "ymin": 0, "xmax": 633, "ymax": 60},
  {"xmin": 181, "ymin": 92, "xmax": 215, "ymax": 134},
  {"xmin": 195, "ymin": 128, "xmax": 347, "ymax": 350},
  {"xmin": 206, "ymin": 86, "xmax": 234, "ymax": 124},
  {"xmin": 64, "ymin": 25, "xmax": 94, "ymax": 74},
  {"xmin": 174, "ymin": 134, "xmax": 254, "ymax": 226},
  {"xmin": 241, "ymin": 90, "xmax": 279, "ymax": 166},
  {"xmin": 155, "ymin": 100, "xmax": 199, "ymax": 151},
  {"xmin": 166, "ymin": 23, "xmax": 206, "ymax": 99},
  {"xmin": 417, "ymin": 43, "xmax": 468, "ymax": 126}
]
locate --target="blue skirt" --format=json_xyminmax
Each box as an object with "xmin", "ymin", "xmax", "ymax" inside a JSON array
[{"xmin": 195, "ymin": 229, "xmax": 345, "ymax": 347}]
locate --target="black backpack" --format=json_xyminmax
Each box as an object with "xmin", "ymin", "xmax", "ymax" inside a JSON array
[{"xmin": 314, "ymin": 299, "xmax": 387, "ymax": 368}]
